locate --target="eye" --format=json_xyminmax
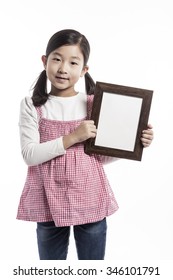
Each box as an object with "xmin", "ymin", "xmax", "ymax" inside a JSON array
[
  {"xmin": 71, "ymin": 61, "xmax": 78, "ymax": 65},
  {"xmin": 53, "ymin": 58, "xmax": 61, "ymax": 62}
]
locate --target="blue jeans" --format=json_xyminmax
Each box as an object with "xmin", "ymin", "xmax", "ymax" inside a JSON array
[{"xmin": 36, "ymin": 218, "xmax": 107, "ymax": 260}]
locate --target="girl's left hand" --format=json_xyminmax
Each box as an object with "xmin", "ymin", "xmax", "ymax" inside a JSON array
[{"xmin": 141, "ymin": 124, "xmax": 154, "ymax": 147}]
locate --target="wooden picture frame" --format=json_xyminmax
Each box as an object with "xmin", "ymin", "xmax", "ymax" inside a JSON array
[{"xmin": 85, "ymin": 82, "xmax": 153, "ymax": 161}]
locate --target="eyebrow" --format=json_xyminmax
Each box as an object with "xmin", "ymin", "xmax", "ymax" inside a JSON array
[{"xmin": 52, "ymin": 52, "xmax": 81, "ymax": 60}]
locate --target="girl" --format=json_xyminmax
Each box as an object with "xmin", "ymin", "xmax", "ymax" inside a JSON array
[{"xmin": 17, "ymin": 29, "xmax": 153, "ymax": 260}]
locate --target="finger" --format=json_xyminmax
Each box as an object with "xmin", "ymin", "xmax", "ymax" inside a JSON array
[
  {"xmin": 90, "ymin": 132, "xmax": 97, "ymax": 138},
  {"xmin": 141, "ymin": 137, "xmax": 152, "ymax": 147},
  {"xmin": 143, "ymin": 124, "xmax": 153, "ymax": 132},
  {"xmin": 147, "ymin": 124, "xmax": 153, "ymax": 129},
  {"xmin": 142, "ymin": 131, "xmax": 153, "ymax": 139},
  {"xmin": 142, "ymin": 128, "xmax": 153, "ymax": 134},
  {"xmin": 85, "ymin": 120, "xmax": 95, "ymax": 125},
  {"xmin": 142, "ymin": 131, "xmax": 154, "ymax": 141},
  {"xmin": 90, "ymin": 126, "xmax": 97, "ymax": 133}
]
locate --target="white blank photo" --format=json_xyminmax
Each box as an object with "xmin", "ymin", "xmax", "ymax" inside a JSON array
[{"xmin": 95, "ymin": 92, "xmax": 143, "ymax": 151}]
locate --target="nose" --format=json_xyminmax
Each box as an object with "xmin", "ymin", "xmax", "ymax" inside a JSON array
[
  {"xmin": 58, "ymin": 69, "xmax": 67, "ymax": 74},
  {"xmin": 58, "ymin": 62, "xmax": 67, "ymax": 74}
]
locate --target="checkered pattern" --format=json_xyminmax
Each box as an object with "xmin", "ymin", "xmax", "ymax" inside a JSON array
[{"xmin": 17, "ymin": 95, "xmax": 118, "ymax": 226}]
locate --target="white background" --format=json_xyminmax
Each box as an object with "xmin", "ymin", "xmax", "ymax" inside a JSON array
[{"xmin": 0, "ymin": 0, "xmax": 173, "ymax": 266}]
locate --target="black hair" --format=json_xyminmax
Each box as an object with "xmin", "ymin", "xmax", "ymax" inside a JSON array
[{"xmin": 32, "ymin": 29, "xmax": 95, "ymax": 106}]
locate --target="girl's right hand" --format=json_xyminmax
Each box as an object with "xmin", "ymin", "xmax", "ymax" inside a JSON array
[
  {"xmin": 63, "ymin": 120, "xmax": 97, "ymax": 149},
  {"xmin": 73, "ymin": 120, "xmax": 97, "ymax": 142}
]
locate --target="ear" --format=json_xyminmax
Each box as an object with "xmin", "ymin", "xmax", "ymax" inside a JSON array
[
  {"xmin": 80, "ymin": 65, "xmax": 89, "ymax": 77},
  {"xmin": 41, "ymin": 55, "xmax": 47, "ymax": 69}
]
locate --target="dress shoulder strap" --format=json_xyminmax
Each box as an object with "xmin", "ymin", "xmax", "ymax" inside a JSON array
[{"xmin": 35, "ymin": 106, "xmax": 43, "ymax": 122}]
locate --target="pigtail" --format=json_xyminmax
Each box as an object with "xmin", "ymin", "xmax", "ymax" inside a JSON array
[
  {"xmin": 31, "ymin": 70, "xmax": 48, "ymax": 107},
  {"xmin": 85, "ymin": 72, "xmax": 96, "ymax": 95}
]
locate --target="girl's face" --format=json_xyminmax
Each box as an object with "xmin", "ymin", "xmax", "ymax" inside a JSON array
[{"xmin": 42, "ymin": 44, "xmax": 88, "ymax": 96}]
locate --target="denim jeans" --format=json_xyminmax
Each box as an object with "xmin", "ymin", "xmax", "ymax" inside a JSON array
[{"xmin": 36, "ymin": 218, "xmax": 107, "ymax": 260}]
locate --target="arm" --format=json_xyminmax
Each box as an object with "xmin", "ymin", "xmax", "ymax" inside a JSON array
[
  {"xmin": 19, "ymin": 97, "xmax": 66, "ymax": 166},
  {"xmin": 19, "ymin": 97, "xmax": 97, "ymax": 166},
  {"xmin": 63, "ymin": 120, "xmax": 97, "ymax": 149}
]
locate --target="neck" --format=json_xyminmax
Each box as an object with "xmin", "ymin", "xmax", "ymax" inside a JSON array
[{"xmin": 50, "ymin": 87, "xmax": 77, "ymax": 97}]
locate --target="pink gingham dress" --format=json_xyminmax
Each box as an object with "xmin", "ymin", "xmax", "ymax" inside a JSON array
[{"xmin": 17, "ymin": 95, "xmax": 118, "ymax": 226}]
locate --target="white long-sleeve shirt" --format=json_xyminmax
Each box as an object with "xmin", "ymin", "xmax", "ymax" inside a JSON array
[{"xmin": 19, "ymin": 93, "xmax": 118, "ymax": 166}]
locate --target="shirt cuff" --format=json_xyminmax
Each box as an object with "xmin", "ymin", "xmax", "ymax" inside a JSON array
[{"xmin": 57, "ymin": 136, "xmax": 66, "ymax": 155}]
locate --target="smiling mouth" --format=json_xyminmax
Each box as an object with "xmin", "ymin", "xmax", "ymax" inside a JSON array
[{"xmin": 56, "ymin": 76, "xmax": 69, "ymax": 80}]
